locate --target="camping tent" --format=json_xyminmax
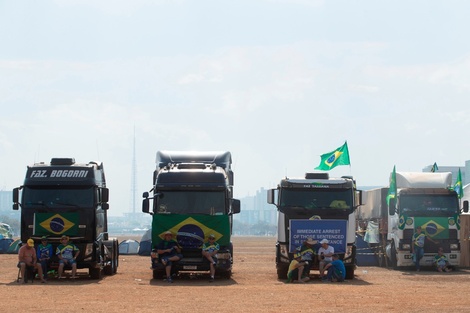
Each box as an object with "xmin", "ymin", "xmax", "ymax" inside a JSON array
[
  {"xmin": 7, "ymin": 239, "xmax": 21, "ymax": 254},
  {"xmin": 138, "ymin": 229, "xmax": 152, "ymax": 256},
  {"xmin": 0, "ymin": 238, "xmax": 14, "ymax": 254},
  {"xmin": 119, "ymin": 239, "xmax": 140, "ymax": 255},
  {"xmin": 0, "ymin": 222, "xmax": 13, "ymax": 239}
]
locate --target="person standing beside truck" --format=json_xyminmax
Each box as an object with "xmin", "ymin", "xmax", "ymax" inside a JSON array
[
  {"xmin": 56, "ymin": 235, "xmax": 80, "ymax": 279},
  {"xmin": 411, "ymin": 226, "xmax": 437, "ymax": 272},
  {"xmin": 202, "ymin": 234, "xmax": 219, "ymax": 282},
  {"xmin": 37, "ymin": 236, "xmax": 53, "ymax": 280},
  {"xmin": 156, "ymin": 231, "xmax": 182, "ymax": 283},
  {"xmin": 318, "ymin": 239, "xmax": 334, "ymax": 281}
]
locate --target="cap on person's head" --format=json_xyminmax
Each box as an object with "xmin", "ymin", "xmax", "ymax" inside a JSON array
[
  {"xmin": 305, "ymin": 237, "xmax": 317, "ymax": 245},
  {"xmin": 27, "ymin": 239, "xmax": 34, "ymax": 247},
  {"xmin": 164, "ymin": 231, "xmax": 173, "ymax": 237},
  {"xmin": 320, "ymin": 239, "xmax": 329, "ymax": 244},
  {"xmin": 208, "ymin": 234, "xmax": 216, "ymax": 239},
  {"xmin": 41, "ymin": 236, "xmax": 47, "ymax": 241},
  {"xmin": 60, "ymin": 235, "xmax": 69, "ymax": 241}
]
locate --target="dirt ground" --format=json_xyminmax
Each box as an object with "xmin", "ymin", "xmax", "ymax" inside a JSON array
[{"xmin": 1, "ymin": 236, "xmax": 470, "ymax": 313}]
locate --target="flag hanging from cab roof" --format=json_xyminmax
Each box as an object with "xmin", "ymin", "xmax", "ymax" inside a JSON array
[
  {"xmin": 454, "ymin": 168, "xmax": 463, "ymax": 199},
  {"xmin": 315, "ymin": 141, "xmax": 350, "ymax": 171}
]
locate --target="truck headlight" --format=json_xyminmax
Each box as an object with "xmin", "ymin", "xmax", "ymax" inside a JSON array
[
  {"xmin": 450, "ymin": 243, "xmax": 459, "ymax": 250},
  {"xmin": 402, "ymin": 244, "xmax": 411, "ymax": 250},
  {"xmin": 83, "ymin": 243, "xmax": 94, "ymax": 261},
  {"xmin": 217, "ymin": 252, "xmax": 231, "ymax": 260},
  {"xmin": 279, "ymin": 244, "xmax": 288, "ymax": 258}
]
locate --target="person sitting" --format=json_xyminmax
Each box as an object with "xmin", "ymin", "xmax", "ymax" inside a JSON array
[
  {"xmin": 433, "ymin": 247, "xmax": 453, "ymax": 272},
  {"xmin": 323, "ymin": 254, "xmax": 346, "ymax": 282},
  {"xmin": 37, "ymin": 236, "xmax": 53, "ymax": 280},
  {"xmin": 318, "ymin": 239, "xmax": 334, "ymax": 281},
  {"xmin": 286, "ymin": 253, "xmax": 310, "ymax": 283},
  {"xmin": 295, "ymin": 237, "xmax": 317, "ymax": 279},
  {"xmin": 56, "ymin": 235, "xmax": 80, "ymax": 279},
  {"xmin": 156, "ymin": 231, "xmax": 182, "ymax": 283},
  {"xmin": 18, "ymin": 238, "xmax": 46, "ymax": 283},
  {"xmin": 202, "ymin": 234, "xmax": 219, "ymax": 282}
]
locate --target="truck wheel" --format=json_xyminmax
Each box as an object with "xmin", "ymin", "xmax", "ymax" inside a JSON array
[
  {"xmin": 345, "ymin": 268, "xmax": 355, "ymax": 280},
  {"xmin": 219, "ymin": 270, "xmax": 232, "ymax": 279},
  {"xmin": 153, "ymin": 270, "xmax": 164, "ymax": 280},
  {"xmin": 277, "ymin": 267, "xmax": 288, "ymax": 279},
  {"xmin": 113, "ymin": 240, "xmax": 118, "ymax": 274},
  {"xmin": 90, "ymin": 267, "xmax": 103, "ymax": 279},
  {"xmin": 390, "ymin": 243, "xmax": 398, "ymax": 269}
]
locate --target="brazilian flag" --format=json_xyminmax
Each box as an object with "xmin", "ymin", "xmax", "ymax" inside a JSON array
[
  {"xmin": 414, "ymin": 217, "xmax": 449, "ymax": 239},
  {"xmin": 152, "ymin": 214, "xmax": 230, "ymax": 248},
  {"xmin": 34, "ymin": 213, "xmax": 79, "ymax": 236}
]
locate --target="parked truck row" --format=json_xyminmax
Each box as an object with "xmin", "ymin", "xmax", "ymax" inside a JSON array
[{"xmin": 12, "ymin": 154, "xmax": 469, "ymax": 280}]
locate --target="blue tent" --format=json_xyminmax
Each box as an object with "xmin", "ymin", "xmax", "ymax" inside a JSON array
[
  {"xmin": 119, "ymin": 239, "xmax": 140, "ymax": 255},
  {"xmin": 138, "ymin": 229, "xmax": 152, "ymax": 256}
]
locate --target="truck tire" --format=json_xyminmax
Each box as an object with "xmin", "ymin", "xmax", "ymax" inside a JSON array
[
  {"xmin": 219, "ymin": 270, "xmax": 232, "ymax": 279},
  {"xmin": 153, "ymin": 270, "xmax": 164, "ymax": 280},
  {"xmin": 390, "ymin": 242, "xmax": 398, "ymax": 270},
  {"xmin": 113, "ymin": 240, "xmax": 119, "ymax": 274},
  {"xmin": 345, "ymin": 268, "xmax": 355, "ymax": 280},
  {"xmin": 104, "ymin": 240, "xmax": 118, "ymax": 275},
  {"xmin": 90, "ymin": 267, "xmax": 103, "ymax": 279},
  {"xmin": 277, "ymin": 266, "xmax": 288, "ymax": 279}
]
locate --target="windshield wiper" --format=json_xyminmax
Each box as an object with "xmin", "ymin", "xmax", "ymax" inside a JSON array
[
  {"xmin": 25, "ymin": 201, "xmax": 50, "ymax": 209},
  {"xmin": 50, "ymin": 202, "xmax": 80, "ymax": 208}
]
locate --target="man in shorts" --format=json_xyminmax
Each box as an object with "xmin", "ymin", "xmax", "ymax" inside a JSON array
[
  {"xmin": 18, "ymin": 238, "xmax": 46, "ymax": 283},
  {"xmin": 156, "ymin": 231, "xmax": 182, "ymax": 283},
  {"xmin": 318, "ymin": 239, "xmax": 334, "ymax": 281},
  {"xmin": 56, "ymin": 235, "xmax": 80, "ymax": 279}
]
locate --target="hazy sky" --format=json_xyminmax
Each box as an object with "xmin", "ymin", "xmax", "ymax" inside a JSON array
[{"xmin": 1, "ymin": 0, "xmax": 470, "ymax": 216}]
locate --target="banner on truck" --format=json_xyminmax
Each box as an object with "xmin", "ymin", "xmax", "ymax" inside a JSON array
[{"xmin": 289, "ymin": 219, "xmax": 347, "ymax": 253}]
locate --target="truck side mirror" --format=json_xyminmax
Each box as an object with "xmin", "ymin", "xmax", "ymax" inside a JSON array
[
  {"xmin": 13, "ymin": 187, "xmax": 19, "ymax": 203},
  {"xmin": 463, "ymin": 200, "xmax": 469, "ymax": 214},
  {"xmin": 231, "ymin": 199, "xmax": 241, "ymax": 214},
  {"xmin": 12, "ymin": 188, "xmax": 20, "ymax": 210},
  {"xmin": 102, "ymin": 203, "xmax": 109, "ymax": 210},
  {"xmin": 388, "ymin": 198, "xmax": 397, "ymax": 215},
  {"xmin": 267, "ymin": 189, "xmax": 275, "ymax": 204},
  {"xmin": 142, "ymin": 198, "xmax": 150, "ymax": 213},
  {"xmin": 101, "ymin": 188, "xmax": 109, "ymax": 203}
]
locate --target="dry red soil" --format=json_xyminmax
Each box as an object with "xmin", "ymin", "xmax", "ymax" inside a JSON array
[{"xmin": 1, "ymin": 236, "xmax": 469, "ymax": 313}]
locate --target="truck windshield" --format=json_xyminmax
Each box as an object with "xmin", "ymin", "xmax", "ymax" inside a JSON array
[
  {"xmin": 22, "ymin": 186, "xmax": 95, "ymax": 208},
  {"xmin": 400, "ymin": 194, "xmax": 459, "ymax": 217},
  {"xmin": 280, "ymin": 189, "xmax": 353, "ymax": 211},
  {"xmin": 155, "ymin": 191, "xmax": 226, "ymax": 215}
]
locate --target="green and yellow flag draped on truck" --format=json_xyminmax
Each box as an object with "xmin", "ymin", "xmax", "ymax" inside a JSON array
[{"xmin": 142, "ymin": 151, "xmax": 240, "ymax": 279}]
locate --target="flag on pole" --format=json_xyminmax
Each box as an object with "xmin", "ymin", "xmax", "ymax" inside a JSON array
[
  {"xmin": 386, "ymin": 165, "xmax": 397, "ymax": 206},
  {"xmin": 454, "ymin": 168, "xmax": 463, "ymax": 199},
  {"xmin": 431, "ymin": 162, "xmax": 438, "ymax": 172},
  {"xmin": 314, "ymin": 141, "xmax": 350, "ymax": 171}
]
